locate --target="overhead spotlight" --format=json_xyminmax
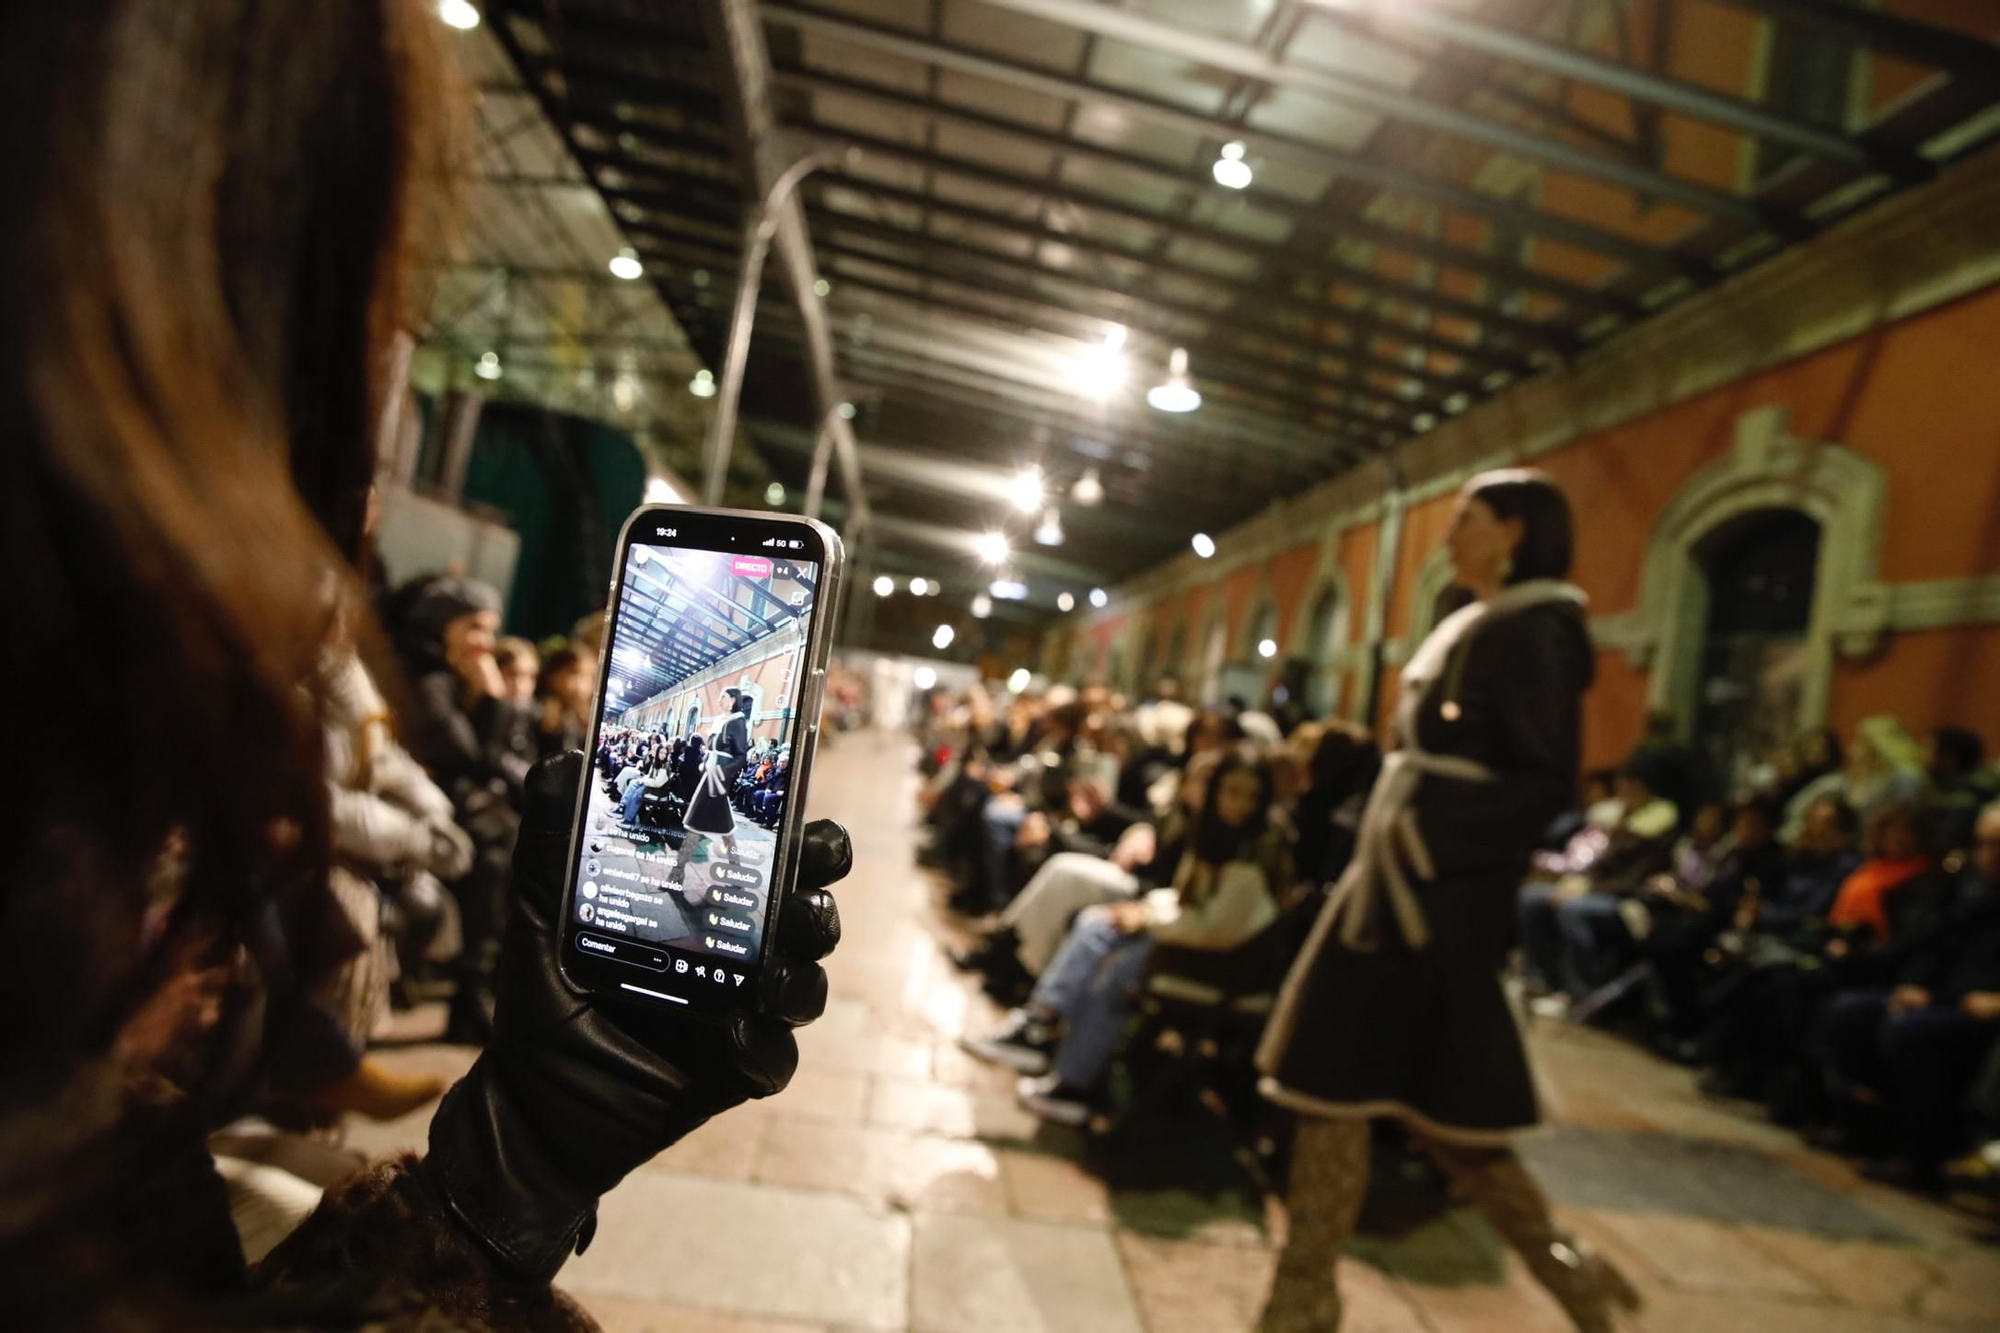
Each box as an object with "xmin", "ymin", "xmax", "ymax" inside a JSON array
[
  {"xmin": 913, "ymin": 665, "xmax": 937, "ymax": 690},
  {"xmin": 1070, "ymin": 466, "xmax": 1105, "ymax": 507},
  {"xmin": 1056, "ymin": 591, "xmax": 1075, "ymax": 613},
  {"xmin": 692, "ymin": 269, "xmax": 711, "ymax": 288},
  {"xmin": 1258, "ymin": 638, "xmax": 1278, "ymax": 660},
  {"xmin": 1008, "ymin": 467, "xmax": 1045, "ymax": 514},
  {"xmin": 973, "ymin": 531, "xmax": 1010, "ymax": 566},
  {"xmin": 812, "ymin": 277, "xmax": 831, "ymax": 297},
  {"xmin": 932, "ymin": 623, "xmax": 955, "ymax": 650},
  {"xmin": 1067, "ymin": 325, "xmax": 1129, "ymax": 400},
  {"xmin": 613, "ymin": 374, "xmax": 640, "ymax": 412},
  {"xmin": 1034, "ymin": 507, "xmax": 1065, "ymax": 547},
  {"xmin": 765, "ymin": 481, "xmax": 786, "ymax": 506},
  {"xmin": 474, "ymin": 350, "xmax": 502, "ymax": 381},
  {"xmin": 1088, "ymin": 588, "xmax": 1109, "ymax": 609},
  {"xmin": 872, "ymin": 575, "xmax": 894, "ymax": 597},
  {"xmin": 1007, "ymin": 668, "xmax": 1031, "ymax": 694},
  {"xmin": 971, "ymin": 594, "xmax": 993, "ymax": 619},
  {"xmin": 1444, "ymin": 392, "xmax": 1471, "ymax": 414},
  {"xmin": 836, "ymin": 401, "xmax": 857, "ymax": 420},
  {"xmin": 1191, "ymin": 532, "xmax": 1216, "ymax": 559},
  {"xmin": 908, "ymin": 575, "xmax": 926, "ymax": 596},
  {"xmin": 438, "ymin": 0, "xmax": 481, "ymax": 30},
  {"xmin": 1147, "ymin": 348, "xmax": 1201, "ymax": 413},
  {"xmin": 1212, "ymin": 140, "xmax": 1252, "ymax": 190},
  {"xmin": 689, "ymin": 368, "xmax": 716, "ymax": 399},
  {"xmin": 989, "ymin": 579, "xmax": 1028, "ymax": 601},
  {"xmin": 1412, "ymin": 412, "xmax": 1437, "ymax": 432},
  {"xmin": 608, "ymin": 247, "xmax": 643, "ymax": 280}
]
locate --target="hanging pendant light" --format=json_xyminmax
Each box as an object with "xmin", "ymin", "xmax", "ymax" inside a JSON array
[
  {"xmin": 1147, "ymin": 348, "xmax": 1201, "ymax": 413},
  {"xmin": 1034, "ymin": 506, "xmax": 1064, "ymax": 546},
  {"xmin": 1069, "ymin": 466, "xmax": 1105, "ymax": 507}
]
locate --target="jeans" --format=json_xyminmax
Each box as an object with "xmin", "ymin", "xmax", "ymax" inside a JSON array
[
  {"xmin": 622, "ymin": 779, "xmax": 653, "ymax": 826},
  {"xmin": 978, "ymin": 800, "xmax": 1028, "ymax": 912},
  {"xmin": 1032, "ymin": 909, "xmax": 1155, "ymax": 1090},
  {"xmin": 1518, "ymin": 882, "xmax": 1564, "ymax": 992},
  {"xmin": 1553, "ymin": 894, "xmax": 1632, "ymax": 999}
]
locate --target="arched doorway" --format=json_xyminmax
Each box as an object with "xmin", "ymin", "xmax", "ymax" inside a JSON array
[
  {"xmin": 1690, "ymin": 510, "xmax": 1822, "ymax": 793},
  {"xmin": 1218, "ymin": 602, "xmax": 1276, "ymax": 709},
  {"xmin": 684, "ymin": 702, "xmax": 701, "ymax": 737},
  {"xmin": 1303, "ymin": 586, "xmax": 1341, "ymax": 716},
  {"xmin": 1199, "ymin": 612, "xmax": 1228, "ymax": 704}
]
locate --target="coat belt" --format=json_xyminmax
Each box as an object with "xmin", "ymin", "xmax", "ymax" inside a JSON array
[{"xmin": 1324, "ymin": 749, "xmax": 1494, "ymax": 951}]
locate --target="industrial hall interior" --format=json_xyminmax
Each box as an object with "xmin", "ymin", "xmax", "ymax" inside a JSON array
[{"xmin": 11, "ymin": 2, "xmax": 2000, "ymax": 1332}]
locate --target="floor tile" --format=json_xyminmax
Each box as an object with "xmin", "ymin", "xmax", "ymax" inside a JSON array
[
  {"xmin": 998, "ymin": 1149, "xmax": 1113, "ymax": 1224},
  {"xmin": 755, "ymin": 1117, "xmax": 1007, "ymax": 1216},
  {"xmin": 566, "ymin": 1173, "xmax": 910, "ymax": 1330},
  {"xmin": 909, "ymin": 1212, "xmax": 1142, "ymax": 1333},
  {"xmin": 581, "ymin": 1294, "xmax": 826, "ymax": 1333},
  {"xmin": 769, "ymin": 1067, "xmax": 872, "ymax": 1124},
  {"xmin": 1586, "ymin": 1213, "xmax": 1825, "ymax": 1299},
  {"xmin": 1739, "ymin": 1226, "xmax": 1941, "ymax": 1311}
]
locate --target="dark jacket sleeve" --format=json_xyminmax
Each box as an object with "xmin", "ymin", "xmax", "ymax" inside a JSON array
[
  {"xmin": 406, "ymin": 672, "xmax": 487, "ymax": 786},
  {"xmin": 1414, "ymin": 610, "xmax": 1585, "ymax": 879}
]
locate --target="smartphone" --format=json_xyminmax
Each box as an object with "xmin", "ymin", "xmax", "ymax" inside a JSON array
[{"xmin": 557, "ymin": 504, "xmax": 845, "ymax": 1016}]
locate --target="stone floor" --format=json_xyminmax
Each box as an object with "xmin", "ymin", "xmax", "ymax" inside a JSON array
[{"xmin": 351, "ymin": 733, "xmax": 2000, "ymax": 1331}]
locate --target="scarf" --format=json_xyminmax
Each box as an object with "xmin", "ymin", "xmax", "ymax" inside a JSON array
[{"xmin": 1828, "ymin": 856, "xmax": 1932, "ymax": 941}]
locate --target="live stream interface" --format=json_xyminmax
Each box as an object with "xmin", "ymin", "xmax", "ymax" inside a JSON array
[{"xmin": 575, "ymin": 537, "xmax": 818, "ymax": 997}]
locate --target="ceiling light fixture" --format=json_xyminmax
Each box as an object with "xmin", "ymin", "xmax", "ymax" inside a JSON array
[
  {"xmin": 1056, "ymin": 591, "xmax": 1075, "ymax": 613},
  {"xmin": 1008, "ymin": 668, "xmax": 1031, "ymax": 693},
  {"xmin": 1212, "ymin": 141, "xmax": 1252, "ymax": 190},
  {"xmin": 913, "ymin": 665, "xmax": 937, "ymax": 689},
  {"xmin": 689, "ymin": 368, "xmax": 716, "ymax": 399},
  {"xmin": 1008, "ymin": 466, "xmax": 1045, "ymax": 514},
  {"xmin": 872, "ymin": 575, "xmax": 894, "ymax": 597},
  {"xmin": 438, "ymin": 0, "xmax": 481, "ymax": 31},
  {"xmin": 932, "ymin": 624, "xmax": 955, "ymax": 650},
  {"xmin": 1034, "ymin": 507, "xmax": 1064, "ymax": 547},
  {"xmin": 1147, "ymin": 348, "xmax": 1201, "ymax": 413},
  {"xmin": 608, "ymin": 247, "xmax": 643, "ymax": 280},
  {"xmin": 908, "ymin": 576, "xmax": 926, "ymax": 596},
  {"xmin": 970, "ymin": 594, "xmax": 992, "ymax": 619},
  {"xmin": 1088, "ymin": 588, "xmax": 1109, "ymax": 609},
  {"xmin": 812, "ymin": 277, "xmax": 831, "ymax": 297},
  {"xmin": 973, "ymin": 531, "xmax": 1010, "ymax": 566},
  {"xmin": 1258, "ymin": 638, "xmax": 1278, "ymax": 659},
  {"xmin": 764, "ymin": 481, "xmax": 786, "ymax": 506},
  {"xmin": 474, "ymin": 350, "xmax": 502, "ymax": 381},
  {"xmin": 1067, "ymin": 324, "xmax": 1129, "ymax": 400},
  {"xmin": 836, "ymin": 401, "xmax": 857, "ymax": 420},
  {"xmin": 1070, "ymin": 467, "xmax": 1105, "ymax": 507},
  {"xmin": 1191, "ymin": 532, "xmax": 1216, "ymax": 559},
  {"xmin": 989, "ymin": 579, "xmax": 1028, "ymax": 601}
]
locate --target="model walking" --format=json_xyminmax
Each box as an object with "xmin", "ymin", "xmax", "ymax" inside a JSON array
[
  {"xmin": 672, "ymin": 687, "xmax": 754, "ymax": 905},
  {"xmin": 1254, "ymin": 470, "xmax": 1640, "ymax": 1332}
]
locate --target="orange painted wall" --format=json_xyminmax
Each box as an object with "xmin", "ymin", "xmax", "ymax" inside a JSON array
[
  {"xmin": 1830, "ymin": 625, "xmax": 2000, "ymax": 742},
  {"xmin": 1268, "ymin": 539, "xmax": 1323, "ymax": 648}
]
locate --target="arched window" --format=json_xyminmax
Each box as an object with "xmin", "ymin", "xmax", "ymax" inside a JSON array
[
  {"xmin": 1198, "ymin": 610, "xmax": 1228, "ymax": 705},
  {"xmin": 1691, "ymin": 510, "xmax": 1822, "ymax": 792},
  {"xmin": 1217, "ymin": 602, "xmax": 1276, "ymax": 709},
  {"xmin": 684, "ymin": 702, "xmax": 700, "ymax": 737}
]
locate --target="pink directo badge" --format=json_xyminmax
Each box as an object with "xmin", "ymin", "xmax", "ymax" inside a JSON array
[{"xmin": 730, "ymin": 555, "xmax": 772, "ymax": 579}]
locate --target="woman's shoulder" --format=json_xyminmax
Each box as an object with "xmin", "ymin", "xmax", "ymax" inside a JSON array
[{"xmin": 1468, "ymin": 595, "xmax": 1593, "ymax": 686}]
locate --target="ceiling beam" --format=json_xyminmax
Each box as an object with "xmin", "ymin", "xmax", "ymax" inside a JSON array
[
  {"xmin": 1712, "ymin": 0, "xmax": 2000, "ymax": 90},
  {"xmin": 1297, "ymin": 0, "xmax": 1925, "ymax": 178},
  {"xmin": 761, "ymin": 1, "xmax": 1716, "ymax": 276},
  {"xmin": 768, "ymin": 68, "xmax": 1642, "ymax": 319},
  {"xmin": 973, "ymin": 0, "xmax": 1790, "ymax": 227}
]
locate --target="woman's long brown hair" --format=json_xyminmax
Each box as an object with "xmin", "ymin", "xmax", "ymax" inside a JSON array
[{"xmin": 0, "ymin": 0, "xmax": 453, "ymax": 1276}]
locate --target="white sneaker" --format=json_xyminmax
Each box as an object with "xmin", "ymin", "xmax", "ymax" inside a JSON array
[{"xmin": 1529, "ymin": 993, "xmax": 1572, "ymax": 1021}]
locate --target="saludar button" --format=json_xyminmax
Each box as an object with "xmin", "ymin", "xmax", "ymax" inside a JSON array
[{"xmin": 1439, "ymin": 701, "xmax": 1462, "ymax": 721}]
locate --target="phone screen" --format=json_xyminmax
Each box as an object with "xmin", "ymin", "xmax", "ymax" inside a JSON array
[{"xmin": 559, "ymin": 508, "xmax": 837, "ymax": 1015}]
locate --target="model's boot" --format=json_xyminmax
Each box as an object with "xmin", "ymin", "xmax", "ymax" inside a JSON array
[
  {"xmin": 1424, "ymin": 1141, "xmax": 1641, "ymax": 1333},
  {"xmin": 1257, "ymin": 1117, "xmax": 1369, "ymax": 1332}
]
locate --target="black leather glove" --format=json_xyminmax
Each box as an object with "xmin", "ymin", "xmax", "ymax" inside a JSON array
[{"xmin": 423, "ymin": 751, "xmax": 846, "ymax": 1283}]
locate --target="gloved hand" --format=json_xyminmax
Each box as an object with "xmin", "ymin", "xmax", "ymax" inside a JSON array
[{"xmin": 423, "ymin": 750, "xmax": 846, "ymax": 1283}]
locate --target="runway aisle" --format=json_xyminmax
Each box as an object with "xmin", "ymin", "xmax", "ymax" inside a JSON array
[{"xmin": 357, "ymin": 734, "xmax": 2000, "ymax": 1332}]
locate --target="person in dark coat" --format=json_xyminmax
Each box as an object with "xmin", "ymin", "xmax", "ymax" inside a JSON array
[
  {"xmin": 1254, "ymin": 470, "xmax": 1638, "ymax": 1333},
  {"xmin": 672, "ymin": 688, "xmax": 754, "ymax": 903}
]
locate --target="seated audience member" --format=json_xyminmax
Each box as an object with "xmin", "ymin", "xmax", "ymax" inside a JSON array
[
  {"xmin": 1843, "ymin": 715, "xmax": 1926, "ymax": 824},
  {"xmin": 750, "ymin": 754, "xmax": 790, "ymax": 824},
  {"xmin": 493, "ymin": 636, "xmax": 538, "ymax": 708},
  {"xmin": 1924, "ymin": 725, "xmax": 1988, "ymax": 855},
  {"xmin": 1519, "ymin": 758, "xmax": 1681, "ymax": 1004},
  {"xmin": 620, "ymin": 751, "xmax": 676, "ymax": 829},
  {"xmin": 534, "ymin": 644, "xmax": 596, "ymax": 759},
  {"xmin": 961, "ymin": 750, "xmax": 1220, "ymax": 984},
  {"xmin": 1814, "ymin": 802, "xmax": 2000, "ymax": 1189},
  {"xmin": 1538, "ymin": 768, "xmax": 1620, "ymax": 855},
  {"xmin": 393, "ymin": 576, "xmax": 530, "ymax": 1043},
  {"xmin": 961, "ymin": 748, "xmax": 1290, "ymax": 1125},
  {"xmin": 1639, "ymin": 796, "xmax": 1790, "ymax": 1043},
  {"xmin": 1289, "ymin": 722, "xmax": 1381, "ymax": 889},
  {"xmin": 1778, "ymin": 727, "xmax": 1848, "ymax": 844}
]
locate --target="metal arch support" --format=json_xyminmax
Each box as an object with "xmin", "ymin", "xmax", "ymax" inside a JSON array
[
  {"xmin": 971, "ymin": 0, "xmax": 1780, "ymax": 224},
  {"xmin": 696, "ymin": 0, "xmax": 869, "ymax": 530}
]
